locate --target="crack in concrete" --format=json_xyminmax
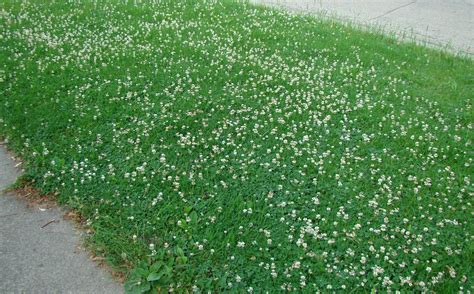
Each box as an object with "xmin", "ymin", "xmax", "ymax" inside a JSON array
[{"xmin": 370, "ymin": 0, "xmax": 418, "ymax": 20}]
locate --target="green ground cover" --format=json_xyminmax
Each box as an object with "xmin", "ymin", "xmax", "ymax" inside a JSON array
[{"xmin": 1, "ymin": 0, "xmax": 473, "ymax": 292}]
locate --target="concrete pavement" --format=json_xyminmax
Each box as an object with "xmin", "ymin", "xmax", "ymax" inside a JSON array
[
  {"xmin": 0, "ymin": 144, "xmax": 123, "ymax": 294},
  {"xmin": 250, "ymin": 0, "xmax": 474, "ymax": 55}
]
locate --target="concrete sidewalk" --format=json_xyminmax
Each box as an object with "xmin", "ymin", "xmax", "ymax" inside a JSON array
[
  {"xmin": 0, "ymin": 145, "xmax": 123, "ymax": 293},
  {"xmin": 250, "ymin": 0, "xmax": 474, "ymax": 55}
]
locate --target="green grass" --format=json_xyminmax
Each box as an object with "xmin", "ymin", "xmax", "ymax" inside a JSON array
[{"xmin": 1, "ymin": 0, "xmax": 473, "ymax": 292}]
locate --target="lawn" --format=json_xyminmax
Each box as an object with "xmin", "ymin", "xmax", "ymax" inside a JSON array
[{"xmin": 1, "ymin": 0, "xmax": 473, "ymax": 292}]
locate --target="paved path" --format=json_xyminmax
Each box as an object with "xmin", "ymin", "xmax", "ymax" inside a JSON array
[
  {"xmin": 0, "ymin": 145, "xmax": 123, "ymax": 293},
  {"xmin": 250, "ymin": 0, "xmax": 474, "ymax": 55}
]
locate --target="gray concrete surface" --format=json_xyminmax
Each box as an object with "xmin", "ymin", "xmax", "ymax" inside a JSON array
[
  {"xmin": 0, "ymin": 144, "xmax": 123, "ymax": 294},
  {"xmin": 250, "ymin": 0, "xmax": 474, "ymax": 55}
]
